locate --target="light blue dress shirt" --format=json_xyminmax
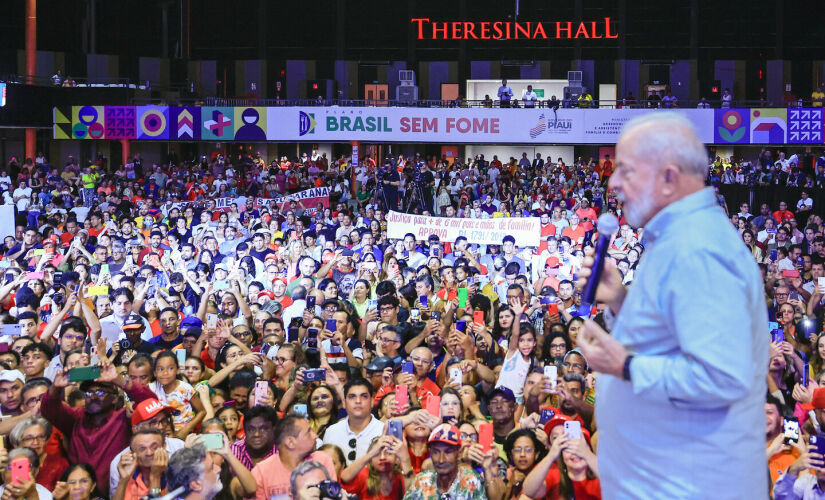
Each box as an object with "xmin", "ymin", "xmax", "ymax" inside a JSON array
[{"xmin": 596, "ymin": 188, "xmax": 769, "ymax": 499}]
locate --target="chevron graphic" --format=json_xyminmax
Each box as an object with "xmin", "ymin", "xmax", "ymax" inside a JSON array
[{"xmin": 178, "ymin": 109, "xmax": 194, "ymax": 138}]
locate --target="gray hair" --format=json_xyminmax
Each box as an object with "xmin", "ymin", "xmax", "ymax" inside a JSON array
[
  {"xmin": 620, "ymin": 112, "xmax": 708, "ymax": 177},
  {"xmin": 165, "ymin": 444, "xmax": 207, "ymax": 494},
  {"xmin": 289, "ymin": 461, "xmax": 331, "ymax": 498},
  {"xmin": 8, "ymin": 446, "xmax": 39, "ymax": 469},
  {"xmin": 9, "ymin": 416, "xmax": 52, "ymax": 449}
]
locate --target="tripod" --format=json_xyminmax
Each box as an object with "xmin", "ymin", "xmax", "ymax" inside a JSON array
[
  {"xmin": 371, "ymin": 174, "xmax": 390, "ymax": 211},
  {"xmin": 404, "ymin": 181, "xmax": 427, "ymax": 213}
]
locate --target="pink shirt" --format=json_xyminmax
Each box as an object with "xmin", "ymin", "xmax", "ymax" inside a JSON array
[{"xmin": 251, "ymin": 450, "xmax": 336, "ymax": 500}]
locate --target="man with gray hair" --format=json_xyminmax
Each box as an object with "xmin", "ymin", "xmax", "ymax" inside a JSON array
[
  {"xmin": 165, "ymin": 444, "xmax": 222, "ymax": 500},
  {"xmin": 577, "ymin": 112, "xmax": 768, "ymax": 499},
  {"xmin": 290, "ymin": 461, "xmax": 354, "ymax": 500}
]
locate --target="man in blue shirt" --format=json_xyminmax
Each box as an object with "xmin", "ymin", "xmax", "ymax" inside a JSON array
[
  {"xmin": 497, "ymin": 79, "xmax": 513, "ymax": 108},
  {"xmin": 577, "ymin": 112, "xmax": 769, "ymax": 499}
]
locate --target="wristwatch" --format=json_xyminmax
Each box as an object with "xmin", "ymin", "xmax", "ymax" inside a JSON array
[{"xmin": 622, "ymin": 354, "xmax": 635, "ymax": 382}]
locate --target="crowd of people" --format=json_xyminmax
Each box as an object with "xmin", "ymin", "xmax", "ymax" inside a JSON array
[{"xmin": 0, "ymin": 143, "xmax": 817, "ymax": 500}]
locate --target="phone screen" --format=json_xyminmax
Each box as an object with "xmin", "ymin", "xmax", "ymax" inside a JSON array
[
  {"xmin": 306, "ymin": 296, "xmax": 316, "ymax": 309},
  {"xmin": 784, "ymin": 418, "xmax": 800, "ymax": 444}
]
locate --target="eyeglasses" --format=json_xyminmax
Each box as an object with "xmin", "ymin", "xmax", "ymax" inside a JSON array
[
  {"xmin": 461, "ymin": 432, "xmax": 478, "ymax": 442},
  {"xmin": 378, "ymin": 337, "xmax": 399, "ymax": 344},
  {"xmin": 84, "ymin": 390, "xmax": 115, "ymax": 398},
  {"xmin": 232, "ymin": 331, "xmax": 251, "ymax": 338},
  {"xmin": 274, "ymin": 356, "xmax": 293, "ymax": 364},
  {"xmin": 20, "ymin": 434, "xmax": 48, "ymax": 445},
  {"xmin": 379, "ymin": 306, "xmax": 396, "ymax": 313},
  {"xmin": 513, "ymin": 447, "xmax": 534, "ymax": 454},
  {"xmin": 563, "ymin": 362, "xmax": 584, "ymax": 370}
]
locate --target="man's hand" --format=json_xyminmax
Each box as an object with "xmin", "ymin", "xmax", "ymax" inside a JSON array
[
  {"xmin": 576, "ymin": 246, "xmax": 626, "ymax": 314},
  {"xmin": 578, "ymin": 319, "xmax": 627, "ymax": 378},
  {"xmin": 766, "ymin": 433, "xmax": 791, "ymax": 459},
  {"xmin": 150, "ymin": 447, "xmax": 169, "ymax": 481},
  {"xmin": 790, "ymin": 444, "xmax": 825, "ymax": 475},
  {"xmin": 117, "ymin": 451, "xmax": 137, "ymax": 479}
]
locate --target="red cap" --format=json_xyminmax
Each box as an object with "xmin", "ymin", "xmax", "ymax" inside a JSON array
[
  {"xmin": 428, "ymin": 424, "xmax": 461, "ymax": 446},
  {"xmin": 131, "ymin": 398, "xmax": 172, "ymax": 426},
  {"xmin": 803, "ymin": 387, "xmax": 825, "ymax": 411},
  {"xmin": 543, "ymin": 412, "xmax": 591, "ymax": 445},
  {"xmin": 545, "ymin": 257, "xmax": 560, "ymax": 268}
]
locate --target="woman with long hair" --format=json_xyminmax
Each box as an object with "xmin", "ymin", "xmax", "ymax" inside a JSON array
[
  {"xmin": 742, "ymin": 230, "xmax": 764, "ymax": 262},
  {"xmin": 522, "ymin": 421, "xmax": 601, "ymax": 500},
  {"xmin": 341, "ymin": 435, "xmax": 412, "ymax": 500},
  {"xmin": 307, "ymin": 384, "xmax": 341, "ymax": 437}
]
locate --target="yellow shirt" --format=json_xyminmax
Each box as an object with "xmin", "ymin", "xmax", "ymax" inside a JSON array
[{"xmin": 812, "ymin": 91, "xmax": 825, "ymax": 107}]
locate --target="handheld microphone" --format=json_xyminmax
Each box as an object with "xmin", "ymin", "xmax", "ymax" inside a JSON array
[{"xmin": 577, "ymin": 213, "xmax": 620, "ymax": 317}]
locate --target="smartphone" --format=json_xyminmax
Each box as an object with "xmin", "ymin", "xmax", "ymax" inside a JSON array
[
  {"xmin": 307, "ymin": 328, "xmax": 318, "ymax": 350},
  {"xmin": 804, "ymin": 364, "xmax": 810, "ymax": 386},
  {"xmin": 458, "ymin": 288, "xmax": 468, "ymax": 308},
  {"xmin": 771, "ymin": 329, "xmax": 785, "ymax": 343},
  {"xmin": 426, "ymin": 395, "xmax": 441, "ymax": 417},
  {"xmin": 419, "ymin": 296, "xmax": 428, "ymax": 309},
  {"xmin": 253, "ymin": 380, "xmax": 269, "ymax": 407},
  {"xmin": 325, "ymin": 319, "xmax": 337, "ymax": 332},
  {"xmin": 287, "ymin": 327, "xmax": 299, "ymax": 343},
  {"xmin": 790, "ymin": 291, "xmax": 802, "ymax": 302},
  {"xmin": 213, "ymin": 280, "xmax": 230, "ymax": 291},
  {"xmin": 818, "ymin": 277, "xmax": 825, "ymax": 289},
  {"xmin": 306, "ymin": 296, "xmax": 316, "ymax": 309},
  {"xmin": 449, "ymin": 367, "xmax": 463, "ymax": 387},
  {"xmin": 293, "ymin": 404, "xmax": 308, "ymax": 416},
  {"xmin": 478, "ymin": 423, "xmax": 494, "ymax": 453},
  {"xmin": 564, "ymin": 420, "xmax": 583, "ymax": 440},
  {"xmin": 200, "ymin": 433, "xmax": 224, "ymax": 450},
  {"xmin": 176, "ymin": 349, "xmax": 186, "ymax": 366},
  {"xmin": 410, "ymin": 308, "xmax": 420, "ymax": 322},
  {"xmin": 782, "ymin": 269, "xmax": 800, "ymax": 278},
  {"xmin": 388, "ymin": 419, "xmax": 403, "ymax": 440},
  {"xmin": 69, "ymin": 366, "xmax": 101, "ymax": 382},
  {"xmin": 540, "ymin": 296, "xmax": 554, "ymax": 305},
  {"xmin": 456, "ymin": 320, "xmax": 467, "ymax": 333},
  {"xmin": 539, "ymin": 408, "xmax": 556, "ymax": 424},
  {"xmin": 545, "ymin": 365, "xmax": 558, "ymax": 389},
  {"xmin": 548, "ymin": 302, "xmax": 559, "ymax": 315},
  {"xmin": 401, "ymin": 361, "xmax": 414, "ymax": 374},
  {"xmin": 473, "ymin": 310, "xmax": 484, "ymax": 325},
  {"xmin": 466, "ymin": 276, "xmax": 475, "ymax": 287},
  {"xmin": 0, "ymin": 324, "xmax": 23, "ymax": 336},
  {"xmin": 368, "ymin": 299, "xmax": 378, "ymax": 310},
  {"xmin": 260, "ymin": 343, "xmax": 272, "ymax": 356},
  {"xmin": 784, "ymin": 417, "xmax": 800, "ymax": 444},
  {"xmin": 303, "ymin": 368, "xmax": 327, "ymax": 382},
  {"xmin": 206, "ymin": 314, "xmax": 219, "ymax": 330},
  {"xmin": 431, "ymin": 311, "xmax": 442, "ymax": 322},
  {"xmin": 395, "ymin": 384, "xmax": 409, "ymax": 408},
  {"xmin": 9, "ymin": 457, "xmax": 30, "ymax": 485},
  {"xmin": 811, "ymin": 434, "xmax": 825, "ymax": 456},
  {"xmin": 100, "ymin": 264, "xmax": 110, "ymax": 275},
  {"xmin": 770, "ymin": 249, "xmax": 778, "ymax": 261}
]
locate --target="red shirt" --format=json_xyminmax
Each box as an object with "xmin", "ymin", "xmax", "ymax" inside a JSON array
[
  {"xmin": 342, "ymin": 467, "xmax": 404, "ymax": 500},
  {"xmin": 773, "ymin": 210, "xmax": 795, "ymax": 222},
  {"xmin": 543, "ymin": 467, "xmax": 602, "ymax": 500}
]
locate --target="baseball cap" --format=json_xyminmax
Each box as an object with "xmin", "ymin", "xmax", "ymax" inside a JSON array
[
  {"xmin": 803, "ymin": 388, "xmax": 825, "ymax": 411},
  {"xmin": 0, "ymin": 370, "xmax": 25, "ymax": 384},
  {"xmin": 365, "ymin": 356, "xmax": 394, "ymax": 373},
  {"xmin": 214, "ymin": 263, "xmax": 229, "ymax": 272},
  {"xmin": 543, "ymin": 413, "xmax": 591, "ymax": 445},
  {"xmin": 131, "ymin": 398, "xmax": 173, "ymax": 426},
  {"xmin": 545, "ymin": 257, "xmax": 560, "ymax": 268},
  {"xmin": 488, "ymin": 386, "xmax": 516, "ymax": 402},
  {"xmin": 427, "ymin": 424, "xmax": 461, "ymax": 446},
  {"xmin": 122, "ymin": 313, "xmax": 145, "ymax": 330},
  {"xmin": 340, "ymin": 248, "xmax": 354, "ymax": 257}
]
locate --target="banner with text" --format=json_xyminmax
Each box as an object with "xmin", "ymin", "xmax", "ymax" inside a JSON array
[
  {"xmin": 386, "ymin": 211, "xmax": 541, "ymax": 246},
  {"xmin": 160, "ymin": 187, "xmax": 330, "ymax": 216}
]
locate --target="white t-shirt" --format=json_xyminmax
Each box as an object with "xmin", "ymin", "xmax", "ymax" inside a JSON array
[
  {"xmin": 495, "ymin": 350, "xmax": 532, "ymax": 400},
  {"xmin": 798, "ymin": 198, "xmax": 813, "ymax": 210},
  {"xmin": 12, "ymin": 187, "xmax": 31, "ymax": 211}
]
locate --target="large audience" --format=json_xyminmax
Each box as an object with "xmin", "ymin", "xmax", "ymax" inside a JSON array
[{"xmin": 0, "ymin": 147, "xmax": 819, "ymax": 500}]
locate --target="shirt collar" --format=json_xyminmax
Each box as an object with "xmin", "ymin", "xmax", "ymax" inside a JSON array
[{"xmin": 642, "ymin": 187, "xmax": 716, "ymax": 245}]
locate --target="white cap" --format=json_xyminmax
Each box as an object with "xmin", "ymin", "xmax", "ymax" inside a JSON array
[{"xmin": 0, "ymin": 370, "xmax": 25, "ymax": 384}]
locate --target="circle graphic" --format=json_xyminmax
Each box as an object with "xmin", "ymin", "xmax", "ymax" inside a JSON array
[
  {"xmin": 88, "ymin": 122, "xmax": 105, "ymax": 139},
  {"xmin": 140, "ymin": 110, "xmax": 167, "ymax": 137},
  {"xmin": 78, "ymin": 106, "xmax": 98, "ymax": 126},
  {"xmin": 723, "ymin": 110, "xmax": 742, "ymax": 130}
]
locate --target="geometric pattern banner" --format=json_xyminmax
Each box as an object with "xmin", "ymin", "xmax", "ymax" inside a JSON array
[
  {"xmin": 55, "ymin": 106, "xmax": 825, "ymax": 145},
  {"xmin": 750, "ymin": 108, "xmax": 787, "ymax": 144},
  {"xmin": 787, "ymin": 108, "xmax": 823, "ymax": 144},
  {"xmin": 136, "ymin": 106, "xmax": 170, "ymax": 140}
]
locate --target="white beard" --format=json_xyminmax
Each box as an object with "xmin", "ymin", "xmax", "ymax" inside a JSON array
[
  {"xmin": 617, "ymin": 181, "xmax": 656, "ymax": 228},
  {"xmin": 204, "ymin": 479, "xmax": 223, "ymax": 500}
]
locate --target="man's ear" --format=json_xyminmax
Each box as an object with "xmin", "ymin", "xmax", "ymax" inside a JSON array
[{"xmin": 189, "ymin": 477, "xmax": 204, "ymax": 493}]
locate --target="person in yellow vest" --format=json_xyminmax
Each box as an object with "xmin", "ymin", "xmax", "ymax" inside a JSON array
[
  {"xmin": 812, "ymin": 87, "xmax": 824, "ymax": 107},
  {"xmin": 577, "ymin": 89, "xmax": 593, "ymax": 108},
  {"xmin": 81, "ymin": 164, "xmax": 100, "ymax": 207}
]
